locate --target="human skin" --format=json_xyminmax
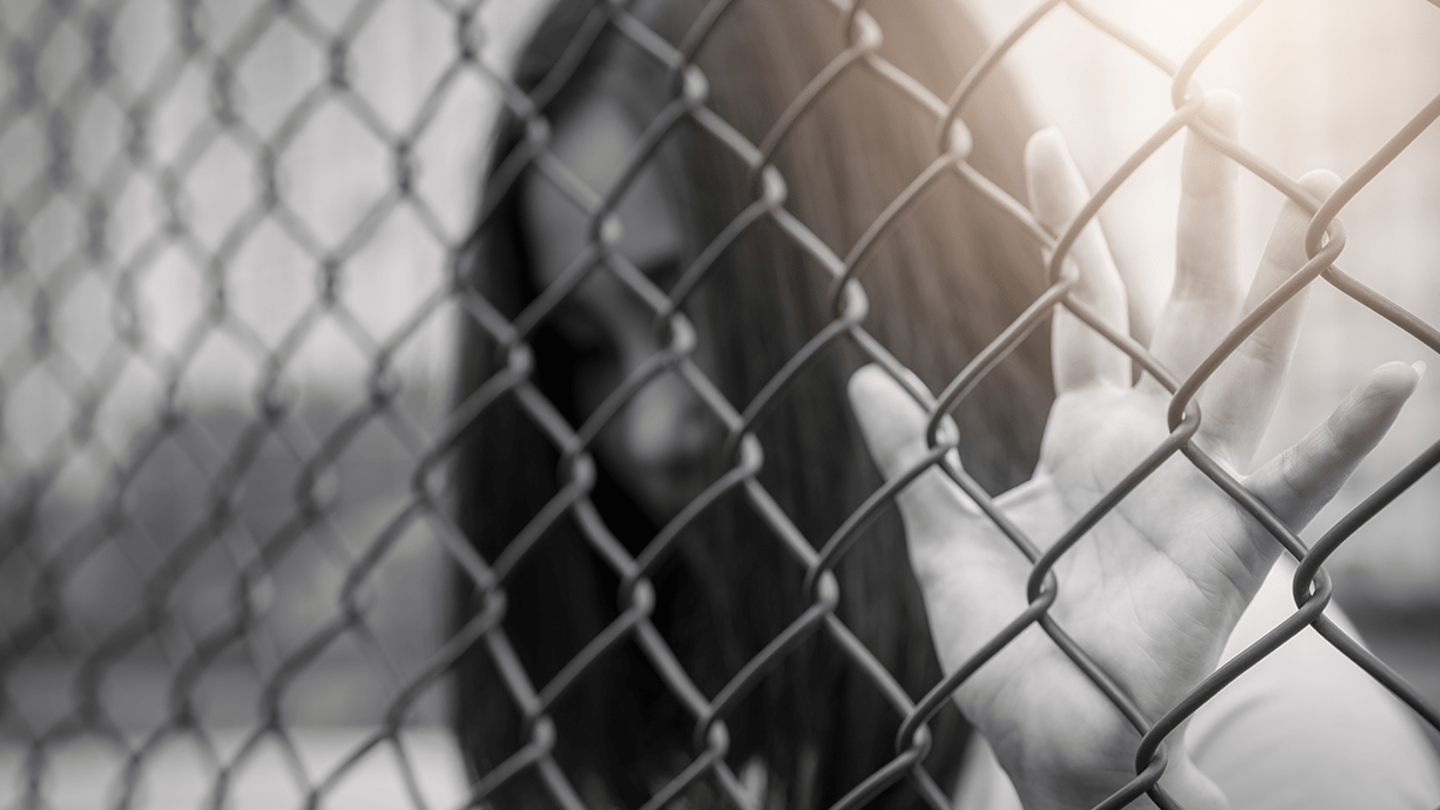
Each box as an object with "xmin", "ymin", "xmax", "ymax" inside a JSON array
[
  {"xmin": 846, "ymin": 90, "xmax": 1421, "ymax": 809},
  {"xmin": 520, "ymin": 77, "xmax": 1422, "ymax": 808},
  {"xmin": 519, "ymin": 94, "xmax": 716, "ymax": 525}
]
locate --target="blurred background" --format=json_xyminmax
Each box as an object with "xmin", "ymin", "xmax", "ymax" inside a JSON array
[{"xmin": 0, "ymin": 0, "xmax": 1436, "ymax": 806}]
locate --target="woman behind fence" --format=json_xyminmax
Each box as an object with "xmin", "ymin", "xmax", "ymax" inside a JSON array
[{"xmin": 451, "ymin": 0, "xmax": 1440, "ymax": 808}]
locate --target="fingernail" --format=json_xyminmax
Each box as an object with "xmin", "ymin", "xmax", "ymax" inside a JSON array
[
  {"xmin": 900, "ymin": 367, "xmax": 932, "ymax": 399},
  {"xmin": 1296, "ymin": 169, "xmax": 1342, "ymax": 199},
  {"xmin": 1031, "ymin": 125, "xmax": 1062, "ymax": 143},
  {"xmin": 939, "ymin": 413, "xmax": 961, "ymax": 443},
  {"xmin": 1025, "ymin": 126, "xmax": 1066, "ymax": 165},
  {"xmin": 848, "ymin": 364, "xmax": 885, "ymax": 399},
  {"xmin": 1201, "ymin": 89, "xmax": 1242, "ymax": 131},
  {"xmin": 1412, "ymin": 360, "xmax": 1427, "ymax": 382}
]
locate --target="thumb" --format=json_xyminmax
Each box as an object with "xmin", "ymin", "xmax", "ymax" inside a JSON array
[{"xmin": 847, "ymin": 365, "xmax": 976, "ymax": 532}]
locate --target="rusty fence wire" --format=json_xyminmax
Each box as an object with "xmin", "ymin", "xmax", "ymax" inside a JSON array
[{"xmin": 1, "ymin": 0, "xmax": 1439, "ymax": 808}]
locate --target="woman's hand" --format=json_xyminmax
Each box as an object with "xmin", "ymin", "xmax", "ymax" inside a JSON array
[{"xmin": 846, "ymin": 91, "xmax": 1421, "ymax": 809}]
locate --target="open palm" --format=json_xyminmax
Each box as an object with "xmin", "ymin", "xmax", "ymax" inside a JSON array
[{"xmin": 847, "ymin": 92, "xmax": 1420, "ymax": 810}]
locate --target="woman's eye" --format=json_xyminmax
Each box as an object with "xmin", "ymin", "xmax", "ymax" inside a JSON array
[
  {"xmin": 570, "ymin": 335, "xmax": 614, "ymax": 360},
  {"xmin": 644, "ymin": 259, "xmax": 683, "ymax": 295},
  {"xmin": 552, "ymin": 305, "xmax": 613, "ymax": 357}
]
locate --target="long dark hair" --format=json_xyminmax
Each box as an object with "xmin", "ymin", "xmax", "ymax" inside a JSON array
[{"xmin": 451, "ymin": 1, "xmax": 1052, "ymax": 808}]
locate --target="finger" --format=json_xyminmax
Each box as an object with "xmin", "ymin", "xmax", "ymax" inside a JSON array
[
  {"xmin": 847, "ymin": 365, "xmax": 975, "ymax": 543},
  {"xmin": 1198, "ymin": 169, "xmax": 1342, "ymax": 469},
  {"xmin": 1026, "ymin": 127, "xmax": 1130, "ymax": 393},
  {"xmin": 1148, "ymin": 91, "xmax": 1243, "ymax": 385},
  {"xmin": 1247, "ymin": 360, "xmax": 1422, "ymax": 531},
  {"xmin": 848, "ymin": 367, "xmax": 1028, "ymax": 675}
]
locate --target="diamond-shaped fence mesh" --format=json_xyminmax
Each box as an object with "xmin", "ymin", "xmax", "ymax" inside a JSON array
[{"xmin": 2, "ymin": 0, "xmax": 1440, "ymax": 808}]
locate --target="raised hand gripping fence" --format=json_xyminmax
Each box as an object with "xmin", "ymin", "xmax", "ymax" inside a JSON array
[{"xmin": 2, "ymin": 0, "xmax": 1439, "ymax": 808}]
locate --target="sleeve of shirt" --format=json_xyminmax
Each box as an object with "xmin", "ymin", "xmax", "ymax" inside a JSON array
[
  {"xmin": 953, "ymin": 559, "xmax": 1440, "ymax": 810},
  {"xmin": 1187, "ymin": 558, "xmax": 1440, "ymax": 809}
]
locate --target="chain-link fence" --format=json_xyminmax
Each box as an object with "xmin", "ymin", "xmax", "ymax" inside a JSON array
[{"xmin": 2, "ymin": 0, "xmax": 1439, "ymax": 808}]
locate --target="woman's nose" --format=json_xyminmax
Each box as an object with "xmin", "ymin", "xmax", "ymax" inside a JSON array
[{"xmin": 618, "ymin": 370, "xmax": 712, "ymax": 471}]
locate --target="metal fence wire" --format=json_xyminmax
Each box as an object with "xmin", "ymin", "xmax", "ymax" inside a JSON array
[{"xmin": 2, "ymin": 0, "xmax": 1440, "ymax": 808}]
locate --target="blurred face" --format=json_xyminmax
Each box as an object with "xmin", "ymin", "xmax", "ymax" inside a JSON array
[{"xmin": 519, "ymin": 95, "xmax": 715, "ymax": 524}]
